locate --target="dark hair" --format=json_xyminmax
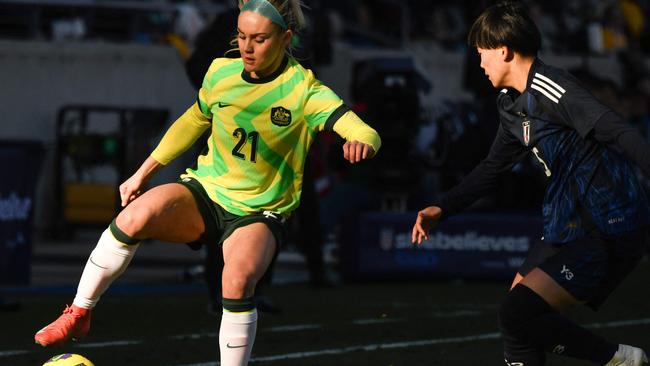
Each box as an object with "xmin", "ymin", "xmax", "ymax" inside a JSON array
[{"xmin": 467, "ymin": 0, "xmax": 541, "ymax": 57}]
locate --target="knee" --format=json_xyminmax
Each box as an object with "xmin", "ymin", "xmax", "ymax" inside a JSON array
[
  {"xmin": 498, "ymin": 289, "xmax": 525, "ymax": 337},
  {"xmin": 115, "ymin": 206, "xmax": 152, "ymax": 238},
  {"xmin": 499, "ymin": 285, "xmax": 549, "ymax": 366},
  {"xmin": 499, "ymin": 285, "xmax": 553, "ymax": 332},
  {"xmin": 221, "ymin": 270, "xmax": 256, "ymax": 299}
]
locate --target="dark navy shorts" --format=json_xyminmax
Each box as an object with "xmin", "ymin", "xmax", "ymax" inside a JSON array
[
  {"xmin": 518, "ymin": 229, "xmax": 647, "ymax": 310},
  {"xmin": 178, "ymin": 177, "xmax": 287, "ymax": 250}
]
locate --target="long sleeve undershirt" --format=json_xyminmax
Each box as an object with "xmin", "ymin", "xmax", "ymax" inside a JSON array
[
  {"xmin": 332, "ymin": 110, "xmax": 382, "ymax": 155},
  {"xmin": 591, "ymin": 111, "xmax": 650, "ymax": 178},
  {"xmin": 434, "ymin": 113, "xmax": 650, "ymax": 220},
  {"xmin": 150, "ymin": 104, "xmax": 381, "ymax": 166},
  {"xmin": 434, "ymin": 124, "xmax": 527, "ymax": 220},
  {"xmin": 150, "ymin": 103, "xmax": 211, "ymax": 165}
]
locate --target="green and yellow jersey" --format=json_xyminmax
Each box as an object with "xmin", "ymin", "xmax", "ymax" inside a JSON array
[{"xmin": 151, "ymin": 56, "xmax": 380, "ymax": 216}]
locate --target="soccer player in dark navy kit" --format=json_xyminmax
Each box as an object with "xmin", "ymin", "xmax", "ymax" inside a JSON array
[{"xmin": 412, "ymin": 2, "xmax": 650, "ymax": 366}]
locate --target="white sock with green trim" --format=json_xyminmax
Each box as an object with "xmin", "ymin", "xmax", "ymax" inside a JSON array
[
  {"xmin": 219, "ymin": 309, "xmax": 258, "ymax": 366},
  {"xmin": 72, "ymin": 228, "xmax": 139, "ymax": 309}
]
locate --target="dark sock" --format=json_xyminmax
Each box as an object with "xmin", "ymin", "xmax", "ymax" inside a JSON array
[
  {"xmin": 507, "ymin": 285, "xmax": 617, "ymax": 364},
  {"xmin": 527, "ymin": 310, "xmax": 617, "ymax": 363}
]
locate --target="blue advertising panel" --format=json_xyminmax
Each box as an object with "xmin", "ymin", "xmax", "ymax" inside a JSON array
[
  {"xmin": 341, "ymin": 212, "xmax": 543, "ymax": 280},
  {"xmin": 0, "ymin": 141, "xmax": 44, "ymax": 285}
]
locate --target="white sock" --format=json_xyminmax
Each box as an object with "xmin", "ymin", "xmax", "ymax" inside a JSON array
[
  {"xmin": 219, "ymin": 309, "xmax": 258, "ymax": 366},
  {"xmin": 72, "ymin": 228, "xmax": 139, "ymax": 309},
  {"xmin": 605, "ymin": 344, "xmax": 649, "ymax": 366}
]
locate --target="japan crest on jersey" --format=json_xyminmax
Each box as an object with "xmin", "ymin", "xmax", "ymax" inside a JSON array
[{"xmin": 522, "ymin": 120, "xmax": 530, "ymax": 146}]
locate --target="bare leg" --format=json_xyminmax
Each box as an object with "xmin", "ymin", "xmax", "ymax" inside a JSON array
[
  {"xmin": 509, "ymin": 272, "xmax": 524, "ymax": 290},
  {"xmin": 115, "ymin": 183, "xmax": 204, "ymax": 243},
  {"xmin": 36, "ymin": 183, "xmax": 206, "ymax": 346},
  {"xmin": 75, "ymin": 183, "xmax": 205, "ymax": 309},
  {"xmin": 519, "ymin": 268, "xmax": 580, "ymax": 312},
  {"xmin": 219, "ymin": 223, "xmax": 277, "ymax": 366}
]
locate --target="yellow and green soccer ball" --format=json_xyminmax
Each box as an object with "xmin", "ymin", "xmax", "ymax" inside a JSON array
[{"xmin": 43, "ymin": 353, "xmax": 94, "ymax": 366}]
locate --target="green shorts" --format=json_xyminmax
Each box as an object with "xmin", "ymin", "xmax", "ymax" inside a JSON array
[{"xmin": 178, "ymin": 177, "xmax": 287, "ymax": 250}]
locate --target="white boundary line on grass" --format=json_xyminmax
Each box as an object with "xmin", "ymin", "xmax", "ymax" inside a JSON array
[
  {"xmin": 173, "ymin": 317, "xmax": 650, "ymax": 366},
  {"xmin": 587, "ymin": 318, "xmax": 650, "ymax": 329},
  {"xmin": 173, "ymin": 332, "xmax": 501, "ymax": 366},
  {"xmin": 2, "ymin": 318, "xmax": 649, "ymax": 361},
  {"xmin": 0, "ymin": 350, "xmax": 29, "ymax": 357},
  {"xmin": 265, "ymin": 324, "xmax": 322, "ymax": 332},
  {"xmin": 250, "ymin": 332, "xmax": 501, "ymax": 363},
  {"xmin": 77, "ymin": 340, "xmax": 143, "ymax": 348}
]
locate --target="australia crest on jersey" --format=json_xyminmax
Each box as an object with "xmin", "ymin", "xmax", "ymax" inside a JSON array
[
  {"xmin": 522, "ymin": 120, "xmax": 531, "ymax": 146},
  {"xmin": 271, "ymin": 106, "xmax": 291, "ymax": 127}
]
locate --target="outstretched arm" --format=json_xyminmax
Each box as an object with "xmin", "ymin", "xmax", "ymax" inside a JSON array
[
  {"xmin": 412, "ymin": 124, "xmax": 526, "ymax": 243},
  {"xmin": 150, "ymin": 103, "xmax": 211, "ymax": 165},
  {"xmin": 332, "ymin": 110, "xmax": 381, "ymax": 163},
  {"xmin": 435, "ymin": 124, "xmax": 526, "ymax": 219},
  {"xmin": 120, "ymin": 103, "xmax": 211, "ymax": 206}
]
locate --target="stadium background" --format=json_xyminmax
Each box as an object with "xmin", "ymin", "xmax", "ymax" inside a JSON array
[{"xmin": 1, "ymin": 0, "xmax": 649, "ymax": 365}]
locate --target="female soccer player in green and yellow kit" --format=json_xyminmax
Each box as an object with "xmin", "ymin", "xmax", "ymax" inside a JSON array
[{"xmin": 35, "ymin": 1, "xmax": 381, "ymax": 365}]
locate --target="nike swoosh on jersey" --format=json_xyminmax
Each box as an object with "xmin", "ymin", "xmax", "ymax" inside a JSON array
[
  {"xmin": 217, "ymin": 102, "xmax": 230, "ymax": 108},
  {"xmin": 226, "ymin": 343, "xmax": 248, "ymax": 348}
]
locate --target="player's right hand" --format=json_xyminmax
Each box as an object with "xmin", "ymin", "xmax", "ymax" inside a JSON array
[
  {"xmin": 119, "ymin": 174, "xmax": 145, "ymax": 207},
  {"xmin": 411, "ymin": 206, "xmax": 442, "ymax": 245}
]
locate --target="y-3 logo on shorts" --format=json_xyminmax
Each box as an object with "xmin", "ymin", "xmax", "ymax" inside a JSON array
[{"xmin": 561, "ymin": 265, "xmax": 574, "ymax": 280}]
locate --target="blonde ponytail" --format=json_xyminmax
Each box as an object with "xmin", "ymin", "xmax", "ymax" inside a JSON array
[{"xmin": 286, "ymin": 0, "xmax": 306, "ymax": 31}]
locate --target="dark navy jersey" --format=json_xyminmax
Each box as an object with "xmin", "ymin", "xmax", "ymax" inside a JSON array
[{"xmin": 437, "ymin": 58, "xmax": 650, "ymax": 243}]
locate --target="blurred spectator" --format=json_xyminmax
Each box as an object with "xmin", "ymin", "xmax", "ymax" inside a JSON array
[
  {"xmin": 620, "ymin": 0, "xmax": 645, "ymax": 42},
  {"xmin": 323, "ymin": 0, "xmax": 407, "ymax": 47},
  {"xmin": 428, "ymin": 4, "xmax": 467, "ymax": 50},
  {"xmin": 6, "ymin": 0, "xmax": 650, "ymax": 58},
  {"xmin": 289, "ymin": 0, "xmax": 336, "ymax": 286},
  {"xmin": 173, "ymin": 3, "xmax": 206, "ymax": 47},
  {"xmin": 602, "ymin": 2, "xmax": 630, "ymax": 54},
  {"xmin": 527, "ymin": 1, "xmax": 560, "ymax": 52},
  {"xmin": 51, "ymin": 17, "xmax": 86, "ymax": 41},
  {"xmin": 556, "ymin": 0, "xmax": 590, "ymax": 53},
  {"xmin": 185, "ymin": 3, "xmax": 240, "ymax": 90}
]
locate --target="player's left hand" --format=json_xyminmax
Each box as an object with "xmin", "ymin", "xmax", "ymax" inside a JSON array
[{"xmin": 343, "ymin": 141, "xmax": 374, "ymax": 163}]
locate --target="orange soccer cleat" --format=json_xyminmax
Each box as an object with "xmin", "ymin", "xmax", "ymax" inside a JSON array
[{"xmin": 34, "ymin": 304, "xmax": 91, "ymax": 347}]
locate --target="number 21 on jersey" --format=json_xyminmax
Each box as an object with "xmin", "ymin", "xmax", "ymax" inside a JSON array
[{"xmin": 232, "ymin": 127, "xmax": 259, "ymax": 162}]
